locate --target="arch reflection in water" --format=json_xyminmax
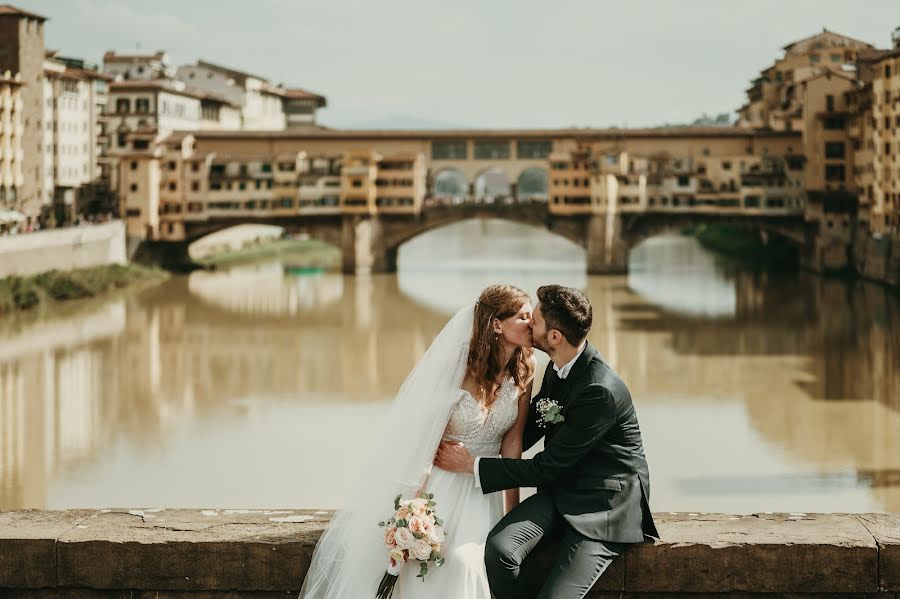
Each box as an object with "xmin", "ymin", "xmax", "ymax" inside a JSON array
[
  {"xmin": 627, "ymin": 235, "xmax": 737, "ymax": 318},
  {"xmin": 397, "ymin": 219, "xmax": 586, "ymax": 314}
]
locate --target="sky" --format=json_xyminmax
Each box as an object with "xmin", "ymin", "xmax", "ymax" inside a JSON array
[{"xmin": 14, "ymin": 0, "xmax": 900, "ymax": 129}]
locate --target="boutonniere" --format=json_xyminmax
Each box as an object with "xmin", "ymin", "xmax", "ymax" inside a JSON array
[{"xmin": 536, "ymin": 398, "xmax": 565, "ymax": 428}]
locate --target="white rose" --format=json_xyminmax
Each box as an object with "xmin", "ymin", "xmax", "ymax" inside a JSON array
[
  {"xmin": 427, "ymin": 525, "xmax": 445, "ymax": 545},
  {"xmin": 394, "ymin": 527, "xmax": 415, "ymax": 550},
  {"xmin": 410, "ymin": 538, "xmax": 433, "ymax": 561},
  {"xmin": 409, "ymin": 498, "xmax": 428, "ymax": 516}
]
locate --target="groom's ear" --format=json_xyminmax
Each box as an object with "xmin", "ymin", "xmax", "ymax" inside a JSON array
[{"xmin": 547, "ymin": 329, "xmax": 563, "ymax": 346}]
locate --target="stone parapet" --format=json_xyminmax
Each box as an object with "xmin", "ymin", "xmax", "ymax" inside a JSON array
[
  {"xmin": 0, "ymin": 221, "xmax": 127, "ymax": 278},
  {"xmin": 0, "ymin": 510, "xmax": 897, "ymax": 597}
]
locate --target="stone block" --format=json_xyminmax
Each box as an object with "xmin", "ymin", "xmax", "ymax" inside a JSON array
[
  {"xmin": 57, "ymin": 509, "xmax": 331, "ymax": 591},
  {"xmin": 857, "ymin": 513, "xmax": 900, "ymax": 591},
  {"xmin": 624, "ymin": 513, "xmax": 878, "ymax": 593},
  {"xmin": 0, "ymin": 510, "xmax": 96, "ymax": 588}
]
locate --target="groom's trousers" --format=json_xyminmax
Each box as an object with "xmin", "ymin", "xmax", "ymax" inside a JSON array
[{"xmin": 484, "ymin": 491, "xmax": 624, "ymax": 599}]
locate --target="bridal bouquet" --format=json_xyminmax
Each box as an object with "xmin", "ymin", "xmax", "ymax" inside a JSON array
[{"xmin": 376, "ymin": 492, "xmax": 446, "ymax": 598}]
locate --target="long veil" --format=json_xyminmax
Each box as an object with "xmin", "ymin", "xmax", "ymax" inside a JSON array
[{"xmin": 300, "ymin": 305, "xmax": 474, "ymax": 598}]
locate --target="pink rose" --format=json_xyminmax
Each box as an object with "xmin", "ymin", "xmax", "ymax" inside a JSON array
[
  {"xmin": 409, "ymin": 498, "xmax": 428, "ymax": 516},
  {"xmin": 408, "ymin": 515, "xmax": 433, "ymax": 537},
  {"xmin": 410, "ymin": 539, "xmax": 433, "ymax": 561},
  {"xmin": 394, "ymin": 527, "xmax": 416, "ymax": 550},
  {"xmin": 384, "ymin": 526, "xmax": 397, "ymax": 548}
]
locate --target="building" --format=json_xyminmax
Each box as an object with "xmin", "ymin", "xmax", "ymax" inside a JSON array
[
  {"xmin": 175, "ymin": 60, "xmax": 288, "ymax": 130},
  {"xmin": 42, "ymin": 52, "xmax": 112, "ymax": 223},
  {"xmin": 102, "ymin": 50, "xmax": 173, "ymax": 81},
  {"xmin": 0, "ymin": 5, "xmax": 46, "ymax": 224},
  {"xmin": 0, "ymin": 70, "xmax": 24, "ymax": 216},
  {"xmin": 283, "ymin": 87, "xmax": 327, "ymax": 129},
  {"xmin": 861, "ymin": 33, "xmax": 900, "ymax": 235},
  {"xmin": 737, "ymin": 29, "xmax": 874, "ymax": 132}
]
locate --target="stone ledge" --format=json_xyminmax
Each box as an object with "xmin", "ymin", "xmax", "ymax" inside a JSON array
[{"xmin": 0, "ymin": 510, "xmax": 896, "ymax": 595}]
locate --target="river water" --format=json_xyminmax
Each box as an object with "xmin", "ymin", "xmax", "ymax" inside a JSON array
[{"xmin": 1, "ymin": 219, "xmax": 898, "ymax": 513}]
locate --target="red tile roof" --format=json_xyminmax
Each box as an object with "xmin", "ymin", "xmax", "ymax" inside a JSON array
[
  {"xmin": 0, "ymin": 4, "xmax": 47, "ymax": 20},
  {"xmin": 103, "ymin": 51, "xmax": 167, "ymax": 62},
  {"xmin": 285, "ymin": 87, "xmax": 327, "ymax": 106}
]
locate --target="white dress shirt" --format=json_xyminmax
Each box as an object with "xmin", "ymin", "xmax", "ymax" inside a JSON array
[{"xmin": 473, "ymin": 341, "xmax": 587, "ymax": 487}]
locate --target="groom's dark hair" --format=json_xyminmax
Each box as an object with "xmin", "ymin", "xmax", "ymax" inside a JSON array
[{"xmin": 537, "ymin": 285, "xmax": 592, "ymax": 346}]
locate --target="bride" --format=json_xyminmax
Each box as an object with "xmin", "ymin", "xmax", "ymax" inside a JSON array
[{"xmin": 300, "ymin": 284, "xmax": 536, "ymax": 598}]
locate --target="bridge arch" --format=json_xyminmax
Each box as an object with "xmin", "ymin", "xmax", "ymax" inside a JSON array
[
  {"xmin": 517, "ymin": 167, "xmax": 549, "ymax": 201},
  {"xmin": 431, "ymin": 168, "xmax": 469, "ymax": 201},
  {"xmin": 473, "ymin": 167, "xmax": 512, "ymax": 203}
]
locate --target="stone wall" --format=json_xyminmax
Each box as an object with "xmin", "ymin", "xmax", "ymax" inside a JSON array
[
  {"xmin": 0, "ymin": 509, "xmax": 897, "ymax": 597},
  {"xmin": 0, "ymin": 221, "xmax": 127, "ymax": 279}
]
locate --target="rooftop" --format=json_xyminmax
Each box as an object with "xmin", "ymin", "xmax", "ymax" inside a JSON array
[
  {"xmin": 285, "ymin": 87, "xmax": 327, "ymax": 106},
  {"xmin": 0, "ymin": 4, "xmax": 47, "ymax": 20},
  {"xmin": 103, "ymin": 51, "xmax": 168, "ymax": 63},
  {"xmin": 195, "ymin": 60, "xmax": 269, "ymax": 83}
]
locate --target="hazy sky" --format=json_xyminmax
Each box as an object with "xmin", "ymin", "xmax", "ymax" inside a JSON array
[{"xmin": 15, "ymin": 0, "xmax": 900, "ymax": 129}]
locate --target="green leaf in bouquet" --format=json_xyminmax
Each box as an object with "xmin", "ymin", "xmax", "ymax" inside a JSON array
[{"xmin": 394, "ymin": 495, "xmax": 402, "ymax": 510}]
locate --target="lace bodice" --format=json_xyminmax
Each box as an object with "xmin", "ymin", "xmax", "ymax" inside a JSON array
[{"xmin": 443, "ymin": 377, "xmax": 521, "ymax": 457}]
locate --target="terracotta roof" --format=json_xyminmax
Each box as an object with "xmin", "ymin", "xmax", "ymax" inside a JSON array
[
  {"xmin": 45, "ymin": 66, "xmax": 113, "ymax": 81},
  {"xmin": 782, "ymin": 28, "xmax": 874, "ymax": 52},
  {"xmin": 103, "ymin": 50, "xmax": 167, "ymax": 63},
  {"xmin": 109, "ymin": 80, "xmax": 207, "ymax": 100},
  {"xmin": 195, "ymin": 60, "xmax": 268, "ymax": 83},
  {"xmin": 285, "ymin": 87, "xmax": 327, "ymax": 106},
  {"xmin": 858, "ymin": 48, "xmax": 900, "ymax": 63},
  {"xmin": 0, "ymin": 5, "xmax": 47, "ymax": 20}
]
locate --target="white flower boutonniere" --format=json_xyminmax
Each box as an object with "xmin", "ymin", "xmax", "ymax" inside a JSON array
[{"xmin": 536, "ymin": 398, "xmax": 565, "ymax": 428}]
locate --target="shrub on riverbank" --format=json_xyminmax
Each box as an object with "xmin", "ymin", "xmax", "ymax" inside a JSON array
[
  {"xmin": 197, "ymin": 238, "xmax": 341, "ymax": 268},
  {"xmin": 0, "ymin": 264, "xmax": 168, "ymax": 315},
  {"xmin": 689, "ymin": 224, "xmax": 799, "ymax": 270}
]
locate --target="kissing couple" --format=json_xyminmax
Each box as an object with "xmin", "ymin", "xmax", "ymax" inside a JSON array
[{"xmin": 301, "ymin": 284, "xmax": 658, "ymax": 599}]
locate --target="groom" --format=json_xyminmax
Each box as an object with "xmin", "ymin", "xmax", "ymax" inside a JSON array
[{"xmin": 436, "ymin": 284, "xmax": 658, "ymax": 599}]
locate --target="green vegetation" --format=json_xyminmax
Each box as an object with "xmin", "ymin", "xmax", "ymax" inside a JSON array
[
  {"xmin": 0, "ymin": 263, "xmax": 168, "ymax": 315},
  {"xmin": 197, "ymin": 238, "xmax": 341, "ymax": 269},
  {"xmin": 687, "ymin": 223, "xmax": 798, "ymax": 270}
]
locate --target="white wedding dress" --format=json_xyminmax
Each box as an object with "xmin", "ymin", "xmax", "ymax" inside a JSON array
[{"xmin": 396, "ymin": 377, "xmax": 520, "ymax": 598}]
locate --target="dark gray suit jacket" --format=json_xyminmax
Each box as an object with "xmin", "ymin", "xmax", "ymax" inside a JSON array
[{"xmin": 478, "ymin": 343, "xmax": 659, "ymax": 543}]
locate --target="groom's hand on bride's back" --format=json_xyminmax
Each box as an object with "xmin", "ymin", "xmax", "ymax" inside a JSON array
[{"xmin": 434, "ymin": 441, "xmax": 476, "ymax": 474}]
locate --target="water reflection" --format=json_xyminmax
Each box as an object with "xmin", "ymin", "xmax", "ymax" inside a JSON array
[{"xmin": 0, "ymin": 226, "xmax": 897, "ymax": 513}]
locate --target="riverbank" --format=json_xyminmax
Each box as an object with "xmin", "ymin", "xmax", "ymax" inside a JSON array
[
  {"xmin": 0, "ymin": 263, "xmax": 168, "ymax": 316},
  {"xmin": 687, "ymin": 223, "xmax": 799, "ymax": 270},
  {"xmin": 0, "ymin": 509, "xmax": 895, "ymax": 596},
  {"xmin": 197, "ymin": 237, "xmax": 341, "ymax": 268}
]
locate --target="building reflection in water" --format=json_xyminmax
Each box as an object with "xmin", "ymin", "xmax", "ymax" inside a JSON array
[{"xmin": 0, "ymin": 222, "xmax": 897, "ymax": 512}]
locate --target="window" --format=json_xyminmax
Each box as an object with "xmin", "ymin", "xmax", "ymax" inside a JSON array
[
  {"xmin": 887, "ymin": 65, "xmax": 893, "ymax": 78},
  {"xmin": 823, "ymin": 117, "xmax": 845, "ymax": 130},
  {"xmin": 168, "ymin": 161, "xmax": 177, "ymax": 170},
  {"xmin": 133, "ymin": 139, "xmax": 149, "ymax": 150},
  {"xmin": 125, "ymin": 208, "xmax": 140, "ymax": 217},
  {"xmin": 135, "ymin": 97, "xmax": 150, "ymax": 113},
  {"xmin": 168, "ymin": 182, "xmax": 177, "ymax": 191},
  {"xmin": 825, "ymin": 142, "xmax": 845, "ymax": 159},
  {"xmin": 191, "ymin": 162, "xmax": 200, "ymax": 172},
  {"xmin": 722, "ymin": 161, "xmax": 732, "ymax": 170},
  {"xmin": 517, "ymin": 140, "xmax": 552, "ymax": 159},
  {"xmin": 130, "ymin": 161, "xmax": 138, "ymax": 170},
  {"xmin": 431, "ymin": 141, "xmax": 467, "ymax": 160},
  {"xmin": 677, "ymin": 175, "xmax": 690, "ymax": 187},
  {"xmin": 474, "ymin": 140, "xmax": 510, "ymax": 160},
  {"xmin": 130, "ymin": 183, "xmax": 138, "ymax": 192},
  {"xmin": 261, "ymin": 163, "xmax": 272, "ymax": 173},
  {"xmin": 116, "ymin": 98, "xmax": 130, "ymax": 113},
  {"xmin": 191, "ymin": 181, "xmax": 200, "ymax": 192},
  {"xmin": 810, "ymin": 54, "xmax": 820, "ymax": 63},
  {"xmin": 830, "ymin": 54, "xmax": 841, "ymax": 63},
  {"xmin": 210, "ymin": 182, "xmax": 222, "ymax": 190},
  {"xmin": 826, "ymin": 95, "xmax": 834, "ymax": 112},
  {"xmin": 825, "ymin": 164, "xmax": 845, "ymax": 181},
  {"xmin": 188, "ymin": 202, "xmax": 203, "ymax": 212}
]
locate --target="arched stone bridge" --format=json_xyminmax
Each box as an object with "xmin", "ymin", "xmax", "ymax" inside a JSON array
[{"xmin": 142, "ymin": 203, "xmax": 811, "ymax": 273}]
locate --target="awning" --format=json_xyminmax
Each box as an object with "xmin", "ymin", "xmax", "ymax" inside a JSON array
[{"xmin": 0, "ymin": 210, "xmax": 26, "ymax": 224}]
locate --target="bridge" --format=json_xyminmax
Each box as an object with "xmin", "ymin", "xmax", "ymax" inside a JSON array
[{"xmin": 138, "ymin": 199, "xmax": 811, "ymax": 273}]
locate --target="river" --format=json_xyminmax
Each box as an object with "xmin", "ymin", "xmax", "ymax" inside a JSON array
[{"xmin": 1, "ymin": 219, "xmax": 897, "ymax": 513}]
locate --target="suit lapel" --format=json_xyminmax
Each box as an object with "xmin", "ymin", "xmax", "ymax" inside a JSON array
[{"xmin": 556, "ymin": 342, "xmax": 599, "ymax": 409}]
